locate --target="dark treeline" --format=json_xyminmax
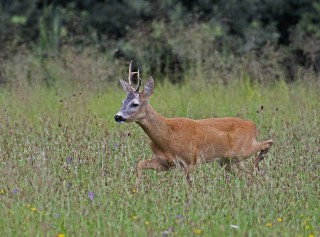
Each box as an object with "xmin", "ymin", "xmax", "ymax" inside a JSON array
[{"xmin": 1, "ymin": 0, "xmax": 319, "ymax": 81}]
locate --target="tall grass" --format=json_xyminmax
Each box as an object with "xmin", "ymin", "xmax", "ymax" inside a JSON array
[{"xmin": 0, "ymin": 49, "xmax": 319, "ymax": 236}]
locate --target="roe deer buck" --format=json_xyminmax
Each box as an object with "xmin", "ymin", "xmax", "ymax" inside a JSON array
[{"xmin": 114, "ymin": 61, "xmax": 273, "ymax": 188}]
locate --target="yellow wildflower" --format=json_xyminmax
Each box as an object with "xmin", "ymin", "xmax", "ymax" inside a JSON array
[
  {"xmin": 58, "ymin": 234, "xmax": 65, "ymax": 237},
  {"xmin": 0, "ymin": 189, "xmax": 5, "ymax": 194},
  {"xmin": 309, "ymin": 234, "xmax": 314, "ymax": 237},
  {"xmin": 132, "ymin": 188, "xmax": 136, "ymax": 193},
  {"xmin": 277, "ymin": 217, "xmax": 282, "ymax": 222},
  {"xmin": 131, "ymin": 215, "xmax": 137, "ymax": 221},
  {"xmin": 193, "ymin": 229, "xmax": 202, "ymax": 234},
  {"xmin": 31, "ymin": 207, "xmax": 37, "ymax": 212},
  {"xmin": 145, "ymin": 221, "xmax": 150, "ymax": 225},
  {"xmin": 266, "ymin": 223, "xmax": 272, "ymax": 227},
  {"xmin": 26, "ymin": 204, "xmax": 31, "ymax": 208}
]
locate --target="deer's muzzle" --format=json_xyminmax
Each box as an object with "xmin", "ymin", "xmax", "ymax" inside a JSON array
[{"xmin": 114, "ymin": 114, "xmax": 126, "ymax": 123}]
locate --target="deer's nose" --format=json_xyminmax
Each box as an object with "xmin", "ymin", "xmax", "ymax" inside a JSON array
[{"xmin": 114, "ymin": 114, "xmax": 126, "ymax": 122}]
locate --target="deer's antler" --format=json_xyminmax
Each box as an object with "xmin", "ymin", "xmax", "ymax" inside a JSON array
[
  {"xmin": 135, "ymin": 69, "xmax": 142, "ymax": 92},
  {"xmin": 128, "ymin": 60, "xmax": 142, "ymax": 92}
]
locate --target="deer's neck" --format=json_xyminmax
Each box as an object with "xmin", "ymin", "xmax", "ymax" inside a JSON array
[{"xmin": 136, "ymin": 105, "xmax": 171, "ymax": 146}]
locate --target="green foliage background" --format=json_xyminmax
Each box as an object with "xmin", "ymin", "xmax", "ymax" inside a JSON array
[{"xmin": 1, "ymin": 0, "xmax": 320, "ymax": 82}]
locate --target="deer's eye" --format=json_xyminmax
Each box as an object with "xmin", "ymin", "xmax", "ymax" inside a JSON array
[{"xmin": 131, "ymin": 103, "xmax": 139, "ymax": 108}]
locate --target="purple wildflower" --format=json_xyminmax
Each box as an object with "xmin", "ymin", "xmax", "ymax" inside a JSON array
[
  {"xmin": 162, "ymin": 226, "xmax": 175, "ymax": 237},
  {"xmin": 88, "ymin": 191, "xmax": 94, "ymax": 201},
  {"xmin": 66, "ymin": 157, "xmax": 73, "ymax": 164},
  {"xmin": 12, "ymin": 188, "xmax": 19, "ymax": 195},
  {"xmin": 176, "ymin": 214, "xmax": 182, "ymax": 219},
  {"xmin": 67, "ymin": 182, "xmax": 72, "ymax": 191}
]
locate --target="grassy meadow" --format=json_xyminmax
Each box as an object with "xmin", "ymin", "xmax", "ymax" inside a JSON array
[{"xmin": 0, "ymin": 51, "xmax": 319, "ymax": 237}]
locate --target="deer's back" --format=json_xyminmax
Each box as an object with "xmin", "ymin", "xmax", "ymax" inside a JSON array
[
  {"xmin": 155, "ymin": 117, "xmax": 259, "ymax": 164},
  {"xmin": 167, "ymin": 117, "xmax": 257, "ymax": 136}
]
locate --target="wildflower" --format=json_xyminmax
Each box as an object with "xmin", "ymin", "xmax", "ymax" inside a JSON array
[
  {"xmin": 162, "ymin": 230, "xmax": 169, "ymax": 237},
  {"xmin": 230, "ymin": 224, "xmax": 239, "ymax": 229},
  {"xmin": 31, "ymin": 207, "xmax": 37, "ymax": 212},
  {"xmin": 12, "ymin": 189, "xmax": 18, "ymax": 195},
  {"xmin": 88, "ymin": 191, "xmax": 94, "ymax": 201},
  {"xmin": 145, "ymin": 221, "xmax": 150, "ymax": 225},
  {"xmin": 67, "ymin": 182, "xmax": 72, "ymax": 191},
  {"xmin": 266, "ymin": 223, "xmax": 272, "ymax": 227},
  {"xmin": 131, "ymin": 215, "xmax": 137, "ymax": 221},
  {"xmin": 305, "ymin": 225, "xmax": 310, "ymax": 230},
  {"xmin": 309, "ymin": 234, "xmax": 314, "ymax": 237},
  {"xmin": 176, "ymin": 214, "xmax": 182, "ymax": 219},
  {"xmin": 277, "ymin": 218, "xmax": 282, "ymax": 222},
  {"xmin": 26, "ymin": 204, "xmax": 31, "ymax": 208},
  {"xmin": 132, "ymin": 188, "xmax": 136, "ymax": 193},
  {"xmin": 58, "ymin": 234, "xmax": 65, "ymax": 237},
  {"xmin": 0, "ymin": 189, "xmax": 5, "ymax": 194},
  {"xmin": 66, "ymin": 157, "xmax": 73, "ymax": 164},
  {"xmin": 162, "ymin": 227, "xmax": 174, "ymax": 237},
  {"xmin": 193, "ymin": 229, "xmax": 202, "ymax": 234}
]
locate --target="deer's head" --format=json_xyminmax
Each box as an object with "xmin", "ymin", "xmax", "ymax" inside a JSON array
[{"xmin": 114, "ymin": 61, "xmax": 154, "ymax": 123}]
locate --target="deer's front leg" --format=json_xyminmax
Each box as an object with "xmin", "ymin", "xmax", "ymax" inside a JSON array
[
  {"xmin": 136, "ymin": 157, "xmax": 170, "ymax": 188},
  {"xmin": 184, "ymin": 165, "xmax": 195, "ymax": 185}
]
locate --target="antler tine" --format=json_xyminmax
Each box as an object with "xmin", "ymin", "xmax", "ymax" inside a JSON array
[
  {"xmin": 128, "ymin": 60, "xmax": 133, "ymax": 85},
  {"xmin": 135, "ymin": 69, "xmax": 142, "ymax": 92}
]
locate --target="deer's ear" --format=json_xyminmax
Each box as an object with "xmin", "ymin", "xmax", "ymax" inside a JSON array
[
  {"xmin": 119, "ymin": 79, "xmax": 131, "ymax": 94},
  {"xmin": 142, "ymin": 77, "xmax": 154, "ymax": 98}
]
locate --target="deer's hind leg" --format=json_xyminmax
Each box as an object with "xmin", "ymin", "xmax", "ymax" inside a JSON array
[
  {"xmin": 136, "ymin": 157, "xmax": 170, "ymax": 188},
  {"xmin": 217, "ymin": 158, "xmax": 245, "ymax": 179}
]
